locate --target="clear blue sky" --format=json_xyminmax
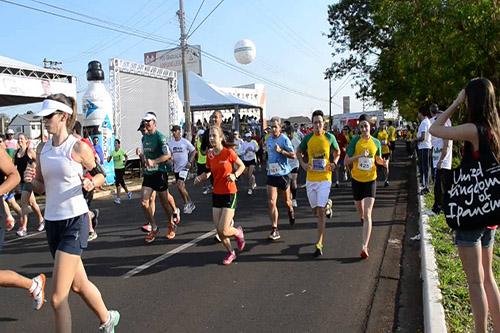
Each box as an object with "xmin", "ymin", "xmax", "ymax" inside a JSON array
[{"xmin": 0, "ymin": 0, "xmax": 367, "ymax": 119}]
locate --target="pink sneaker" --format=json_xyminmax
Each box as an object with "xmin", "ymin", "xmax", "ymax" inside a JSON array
[
  {"xmin": 222, "ymin": 251, "xmax": 236, "ymax": 265},
  {"xmin": 235, "ymin": 226, "xmax": 245, "ymax": 251}
]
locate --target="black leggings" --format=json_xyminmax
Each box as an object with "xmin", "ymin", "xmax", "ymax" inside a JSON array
[
  {"xmin": 417, "ymin": 148, "xmax": 431, "ymax": 188},
  {"xmin": 114, "ymin": 168, "xmax": 128, "ymax": 191}
]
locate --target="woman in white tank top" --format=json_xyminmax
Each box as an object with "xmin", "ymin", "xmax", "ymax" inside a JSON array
[{"xmin": 24, "ymin": 94, "xmax": 120, "ymax": 332}]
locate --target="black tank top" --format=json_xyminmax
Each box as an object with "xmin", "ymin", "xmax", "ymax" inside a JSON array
[{"xmin": 14, "ymin": 147, "xmax": 33, "ymax": 184}]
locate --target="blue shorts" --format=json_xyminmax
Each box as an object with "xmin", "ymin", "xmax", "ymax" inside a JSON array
[
  {"xmin": 45, "ymin": 213, "xmax": 89, "ymax": 258},
  {"xmin": 454, "ymin": 227, "xmax": 496, "ymax": 248}
]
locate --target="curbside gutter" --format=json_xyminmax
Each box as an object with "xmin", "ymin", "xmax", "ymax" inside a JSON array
[{"xmin": 418, "ymin": 191, "xmax": 448, "ymax": 333}]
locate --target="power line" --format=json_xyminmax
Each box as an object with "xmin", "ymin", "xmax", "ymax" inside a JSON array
[
  {"xmin": 186, "ymin": 0, "xmax": 205, "ymax": 36},
  {"xmin": 187, "ymin": 0, "xmax": 224, "ymax": 39},
  {"xmin": 1, "ymin": 0, "xmax": 331, "ymax": 104}
]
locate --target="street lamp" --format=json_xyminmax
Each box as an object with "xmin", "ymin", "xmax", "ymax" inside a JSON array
[{"xmin": 324, "ymin": 69, "xmax": 333, "ymax": 131}]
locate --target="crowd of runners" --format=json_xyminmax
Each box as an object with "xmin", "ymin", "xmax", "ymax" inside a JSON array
[{"xmin": 0, "ymin": 77, "xmax": 498, "ymax": 333}]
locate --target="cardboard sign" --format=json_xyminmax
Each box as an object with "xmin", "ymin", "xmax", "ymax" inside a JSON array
[{"xmin": 444, "ymin": 161, "xmax": 500, "ymax": 229}]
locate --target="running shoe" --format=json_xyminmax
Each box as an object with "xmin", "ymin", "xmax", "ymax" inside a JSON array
[
  {"xmin": 88, "ymin": 231, "xmax": 98, "ymax": 242},
  {"xmin": 325, "ymin": 199, "xmax": 333, "ymax": 219},
  {"xmin": 313, "ymin": 243, "xmax": 323, "ymax": 257},
  {"xmin": 247, "ymin": 188, "xmax": 253, "ymax": 195},
  {"xmin": 202, "ymin": 186, "xmax": 212, "ymax": 195},
  {"xmin": 127, "ymin": 192, "xmax": 132, "ymax": 200},
  {"xmin": 252, "ymin": 182, "xmax": 257, "ymax": 190},
  {"xmin": 222, "ymin": 251, "xmax": 237, "ymax": 265},
  {"xmin": 185, "ymin": 202, "xmax": 196, "ymax": 214},
  {"xmin": 335, "ymin": 181, "xmax": 339, "ymax": 188},
  {"xmin": 145, "ymin": 228, "xmax": 159, "ymax": 243},
  {"xmin": 91, "ymin": 209, "xmax": 100, "ymax": 229},
  {"xmin": 141, "ymin": 223, "xmax": 152, "ymax": 233},
  {"xmin": 288, "ymin": 209, "xmax": 295, "ymax": 226},
  {"xmin": 384, "ymin": 180, "xmax": 390, "ymax": 187},
  {"xmin": 31, "ymin": 273, "xmax": 46, "ymax": 310},
  {"xmin": 99, "ymin": 310, "xmax": 120, "ymax": 333},
  {"xmin": 114, "ymin": 197, "xmax": 121, "ymax": 205},
  {"xmin": 166, "ymin": 224, "xmax": 176, "ymax": 240},
  {"xmin": 268, "ymin": 228, "xmax": 280, "ymax": 241},
  {"xmin": 6, "ymin": 215, "xmax": 15, "ymax": 231},
  {"xmin": 235, "ymin": 226, "xmax": 245, "ymax": 251},
  {"xmin": 172, "ymin": 207, "xmax": 181, "ymax": 225},
  {"xmin": 16, "ymin": 228, "xmax": 27, "ymax": 237},
  {"xmin": 292, "ymin": 199, "xmax": 297, "ymax": 208},
  {"xmin": 37, "ymin": 220, "xmax": 45, "ymax": 232},
  {"xmin": 360, "ymin": 248, "xmax": 369, "ymax": 259}
]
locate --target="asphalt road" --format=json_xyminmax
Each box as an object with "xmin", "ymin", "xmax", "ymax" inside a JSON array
[{"xmin": 0, "ymin": 143, "xmax": 422, "ymax": 333}]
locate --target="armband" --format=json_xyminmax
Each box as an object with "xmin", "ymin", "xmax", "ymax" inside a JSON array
[{"xmin": 88, "ymin": 163, "xmax": 105, "ymax": 177}]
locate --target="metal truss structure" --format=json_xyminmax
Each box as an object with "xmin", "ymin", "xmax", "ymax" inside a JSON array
[{"xmin": 109, "ymin": 58, "xmax": 178, "ymax": 137}]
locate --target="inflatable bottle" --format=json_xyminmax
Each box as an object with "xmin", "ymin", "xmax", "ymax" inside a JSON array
[{"xmin": 82, "ymin": 61, "xmax": 115, "ymax": 185}]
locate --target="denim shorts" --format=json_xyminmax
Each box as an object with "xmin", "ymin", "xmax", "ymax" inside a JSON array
[
  {"xmin": 454, "ymin": 227, "xmax": 496, "ymax": 248},
  {"xmin": 46, "ymin": 213, "xmax": 89, "ymax": 258}
]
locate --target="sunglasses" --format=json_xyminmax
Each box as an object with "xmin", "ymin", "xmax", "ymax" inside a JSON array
[
  {"xmin": 44, "ymin": 112, "xmax": 62, "ymax": 120},
  {"xmin": 143, "ymin": 119, "xmax": 153, "ymax": 124}
]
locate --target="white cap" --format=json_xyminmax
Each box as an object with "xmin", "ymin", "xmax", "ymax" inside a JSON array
[
  {"xmin": 6, "ymin": 128, "xmax": 14, "ymax": 135},
  {"xmin": 36, "ymin": 99, "xmax": 73, "ymax": 117},
  {"xmin": 142, "ymin": 112, "xmax": 157, "ymax": 121},
  {"xmin": 197, "ymin": 129, "xmax": 205, "ymax": 136},
  {"xmin": 244, "ymin": 132, "xmax": 252, "ymax": 138}
]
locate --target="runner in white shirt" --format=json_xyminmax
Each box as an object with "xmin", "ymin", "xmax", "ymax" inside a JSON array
[
  {"xmin": 429, "ymin": 105, "xmax": 452, "ymax": 214},
  {"xmin": 168, "ymin": 125, "xmax": 196, "ymax": 214},
  {"xmin": 240, "ymin": 132, "xmax": 259, "ymax": 195},
  {"xmin": 285, "ymin": 126, "xmax": 301, "ymax": 207}
]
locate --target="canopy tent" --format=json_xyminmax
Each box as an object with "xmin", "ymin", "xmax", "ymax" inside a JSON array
[
  {"xmin": 0, "ymin": 55, "xmax": 76, "ymax": 107},
  {"xmin": 178, "ymin": 71, "xmax": 262, "ymax": 133}
]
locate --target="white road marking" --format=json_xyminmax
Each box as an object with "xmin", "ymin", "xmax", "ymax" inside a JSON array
[
  {"xmin": 122, "ymin": 229, "xmax": 217, "ymax": 279},
  {"xmin": 4, "ymin": 231, "xmax": 45, "ymax": 244}
]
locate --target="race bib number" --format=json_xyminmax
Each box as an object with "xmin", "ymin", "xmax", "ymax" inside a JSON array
[
  {"xmin": 311, "ymin": 158, "xmax": 327, "ymax": 171},
  {"xmin": 268, "ymin": 163, "xmax": 282, "ymax": 175},
  {"xmin": 358, "ymin": 157, "xmax": 373, "ymax": 171},
  {"xmin": 179, "ymin": 170, "xmax": 189, "ymax": 179},
  {"xmin": 146, "ymin": 165, "xmax": 158, "ymax": 172}
]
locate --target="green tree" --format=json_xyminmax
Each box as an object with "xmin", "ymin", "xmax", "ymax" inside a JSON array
[{"xmin": 326, "ymin": 0, "xmax": 500, "ymax": 120}]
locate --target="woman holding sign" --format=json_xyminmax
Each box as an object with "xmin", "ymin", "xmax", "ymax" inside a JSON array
[
  {"xmin": 430, "ymin": 78, "xmax": 500, "ymax": 333},
  {"xmin": 345, "ymin": 114, "xmax": 388, "ymax": 259}
]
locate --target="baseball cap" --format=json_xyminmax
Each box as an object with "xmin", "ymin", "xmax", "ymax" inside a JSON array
[
  {"xmin": 197, "ymin": 129, "xmax": 205, "ymax": 136},
  {"xmin": 171, "ymin": 125, "xmax": 181, "ymax": 132},
  {"xmin": 142, "ymin": 112, "xmax": 157, "ymax": 121},
  {"xmin": 36, "ymin": 99, "xmax": 73, "ymax": 117},
  {"xmin": 244, "ymin": 132, "xmax": 252, "ymax": 138},
  {"xmin": 6, "ymin": 129, "xmax": 14, "ymax": 135}
]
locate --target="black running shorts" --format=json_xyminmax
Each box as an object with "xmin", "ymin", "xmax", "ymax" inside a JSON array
[
  {"xmin": 266, "ymin": 175, "xmax": 290, "ymax": 191},
  {"xmin": 212, "ymin": 193, "xmax": 237, "ymax": 209},
  {"xmin": 351, "ymin": 179, "xmax": 376, "ymax": 201},
  {"xmin": 142, "ymin": 172, "xmax": 169, "ymax": 192}
]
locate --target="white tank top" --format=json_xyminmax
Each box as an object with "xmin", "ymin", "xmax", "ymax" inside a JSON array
[{"xmin": 40, "ymin": 135, "xmax": 88, "ymax": 220}]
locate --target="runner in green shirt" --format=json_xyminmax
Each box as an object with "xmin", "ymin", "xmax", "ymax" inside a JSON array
[{"xmin": 107, "ymin": 139, "xmax": 131, "ymax": 204}]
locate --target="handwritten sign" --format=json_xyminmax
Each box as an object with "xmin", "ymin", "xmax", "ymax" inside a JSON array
[{"xmin": 444, "ymin": 161, "xmax": 500, "ymax": 229}]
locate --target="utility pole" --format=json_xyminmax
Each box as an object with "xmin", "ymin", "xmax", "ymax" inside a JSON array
[{"xmin": 178, "ymin": 0, "xmax": 192, "ymax": 140}]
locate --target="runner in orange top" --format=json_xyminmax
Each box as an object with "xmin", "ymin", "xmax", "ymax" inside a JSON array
[{"xmin": 195, "ymin": 126, "xmax": 246, "ymax": 265}]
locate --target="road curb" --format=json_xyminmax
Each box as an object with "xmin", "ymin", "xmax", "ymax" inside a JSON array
[{"xmin": 418, "ymin": 192, "xmax": 447, "ymax": 332}]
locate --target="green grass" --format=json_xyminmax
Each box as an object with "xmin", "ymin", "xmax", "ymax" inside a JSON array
[{"xmin": 423, "ymin": 193, "xmax": 500, "ymax": 332}]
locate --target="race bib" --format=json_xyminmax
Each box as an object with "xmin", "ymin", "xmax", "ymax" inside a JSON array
[
  {"xmin": 358, "ymin": 157, "xmax": 373, "ymax": 171},
  {"xmin": 268, "ymin": 163, "xmax": 282, "ymax": 175},
  {"xmin": 146, "ymin": 165, "xmax": 158, "ymax": 172},
  {"xmin": 179, "ymin": 170, "xmax": 189, "ymax": 179},
  {"xmin": 311, "ymin": 158, "xmax": 327, "ymax": 171}
]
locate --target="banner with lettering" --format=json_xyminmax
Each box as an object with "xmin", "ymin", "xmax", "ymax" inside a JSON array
[{"xmin": 443, "ymin": 125, "xmax": 500, "ymax": 229}]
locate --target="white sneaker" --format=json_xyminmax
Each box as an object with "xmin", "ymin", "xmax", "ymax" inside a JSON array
[
  {"xmin": 252, "ymin": 183, "xmax": 257, "ymax": 190},
  {"xmin": 183, "ymin": 204, "xmax": 189, "ymax": 214},
  {"xmin": 88, "ymin": 231, "xmax": 98, "ymax": 241},
  {"xmin": 186, "ymin": 202, "xmax": 196, "ymax": 214},
  {"xmin": 99, "ymin": 310, "xmax": 120, "ymax": 333},
  {"xmin": 127, "ymin": 192, "xmax": 132, "ymax": 200},
  {"xmin": 31, "ymin": 273, "xmax": 46, "ymax": 310},
  {"xmin": 114, "ymin": 197, "xmax": 121, "ymax": 205},
  {"xmin": 292, "ymin": 199, "xmax": 297, "ymax": 207},
  {"xmin": 37, "ymin": 220, "xmax": 45, "ymax": 232},
  {"xmin": 247, "ymin": 188, "xmax": 253, "ymax": 195},
  {"xmin": 16, "ymin": 228, "xmax": 27, "ymax": 237}
]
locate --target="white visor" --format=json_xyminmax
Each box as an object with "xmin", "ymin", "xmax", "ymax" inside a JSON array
[
  {"xmin": 142, "ymin": 112, "xmax": 157, "ymax": 121},
  {"xmin": 36, "ymin": 99, "xmax": 73, "ymax": 117}
]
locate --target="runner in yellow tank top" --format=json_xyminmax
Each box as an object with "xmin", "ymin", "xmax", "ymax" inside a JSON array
[
  {"xmin": 345, "ymin": 115, "xmax": 388, "ymax": 259},
  {"xmin": 375, "ymin": 120, "xmax": 391, "ymax": 187}
]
